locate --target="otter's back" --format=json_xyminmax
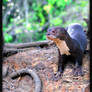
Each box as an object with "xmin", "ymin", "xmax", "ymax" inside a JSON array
[{"xmin": 67, "ymin": 23, "xmax": 87, "ymax": 52}]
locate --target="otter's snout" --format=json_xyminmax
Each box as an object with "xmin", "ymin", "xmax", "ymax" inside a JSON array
[{"xmin": 46, "ymin": 33, "xmax": 50, "ymax": 36}]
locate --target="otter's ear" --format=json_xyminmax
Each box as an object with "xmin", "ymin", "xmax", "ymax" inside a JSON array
[{"xmin": 65, "ymin": 27, "xmax": 68, "ymax": 31}]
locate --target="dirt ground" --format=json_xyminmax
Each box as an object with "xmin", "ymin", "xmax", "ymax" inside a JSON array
[{"xmin": 2, "ymin": 45, "xmax": 90, "ymax": 92}]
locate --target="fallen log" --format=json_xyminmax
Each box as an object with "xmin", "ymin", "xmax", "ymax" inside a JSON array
[
  {"xmin": 3, "ymin": 40, "xmax": 54, "ymax": 57},
  {"xmin": 5, "ymin": 40, "xmax": 53, "ymax": 49}
]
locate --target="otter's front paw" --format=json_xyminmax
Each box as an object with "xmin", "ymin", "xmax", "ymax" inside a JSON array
[
  {"xmin": 72, "ymin": 67, "xmax": 84, "ymax": 76},
  {"xmin": 51, "ymin": 72, "xmax": 62, "ymax": 81}
]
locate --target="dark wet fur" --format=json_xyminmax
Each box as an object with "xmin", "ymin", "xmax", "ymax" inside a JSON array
[{"xmin": 47, "ymin": 23, "xmax": 87, "ymax": 81}]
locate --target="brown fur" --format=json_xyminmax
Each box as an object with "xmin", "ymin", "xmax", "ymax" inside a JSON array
[{"xmin": 47, "ymin": 36, "xmax": 70, "ymax": 55}]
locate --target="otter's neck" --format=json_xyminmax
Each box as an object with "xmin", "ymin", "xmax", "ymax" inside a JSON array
[{"xmin": 54, "ymin": 32, "xmax": 74, "ymax": 55}]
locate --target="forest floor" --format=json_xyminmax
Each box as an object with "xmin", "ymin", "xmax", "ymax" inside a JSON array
[{"xmin": 3, "ymin": 44, "xmax": 90, "ymax": 92}]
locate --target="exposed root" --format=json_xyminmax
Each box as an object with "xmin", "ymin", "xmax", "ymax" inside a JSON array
[{"xmin": 10, "ymin": 68, "xmax": 42, "ymax": 92}]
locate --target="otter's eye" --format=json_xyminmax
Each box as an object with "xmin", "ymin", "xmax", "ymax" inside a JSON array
[{"xmin": 52, "ymin": 30, "xmax": 56, "ymax": 33}]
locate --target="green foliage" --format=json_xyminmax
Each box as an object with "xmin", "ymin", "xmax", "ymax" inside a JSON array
[
  {"xmin": 3, "ymin": 0, "xmax": 89, "ymax": 43},
  {"xmin": 3, "ymin": 0, "xmax": 8, "ymax": 5},
  {"xmin": 79, "ymin": 1, "xmax": 88, "ymax": 7},
  {"xmin": 15, "ymin": 29, "xmax": 22, "ymax": 34},
  {"xmin": 50, "ymin": 18, "xmax": 63, "ymax": 26},
  {"xmin": 44, "ymin": 0, "xmax": 72, "ymax": 15},
  {"xmin": 4, "ymin": 33, "xmax": 13, "ymax": 43},
  {"xmin": 82, "ymin": 21, "xmax": 87, "ymax": 27},
  {"xmin": 3, "ymin": 26, "xmax": 7, "ymax": 32},
  {"xmin": 32, "ymin": 31, "xmax": 47, "ymax": 41}
]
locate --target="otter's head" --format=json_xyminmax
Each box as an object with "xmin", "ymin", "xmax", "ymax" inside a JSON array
[{"xmin": 46, "ymin": 27, "xmax": 67, "ymax": 40}]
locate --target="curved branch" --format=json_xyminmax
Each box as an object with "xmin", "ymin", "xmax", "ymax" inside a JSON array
[{"xmin": 10, "ymin": 68, "xmax": 42, "ymax": 92}]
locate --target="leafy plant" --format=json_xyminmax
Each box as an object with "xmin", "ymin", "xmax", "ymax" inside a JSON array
[
  {"xmin": 4, "ymin": 33, "xmax": 13, "ymax": 43},
  {"xmin": 3, "ymin": 0, "xmax": 89, "ymax": 43}
]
